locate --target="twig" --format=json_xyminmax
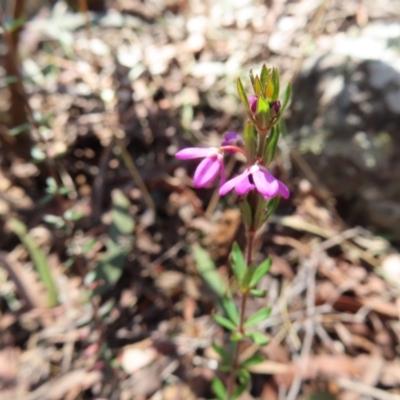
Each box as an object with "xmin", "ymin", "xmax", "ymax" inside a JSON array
[
  {"xmin": 335, "ymin": 377, "xmax": 400, "ymax": 400},
  {"xmin": 114, "ymin": 136, "xmax": 156, "ymax": 214}
]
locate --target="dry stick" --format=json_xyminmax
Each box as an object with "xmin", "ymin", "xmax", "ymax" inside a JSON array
[
  {"xmin": 335, "ymin": 378, "xmax": 400, "ymax": 400},
  {"xmin": 77, "ymin": 0, "xmax": 100, "ymax": 71},
  {"xmin": 114, "ymin": 136, "xmax": 156, "ymax": 214}
]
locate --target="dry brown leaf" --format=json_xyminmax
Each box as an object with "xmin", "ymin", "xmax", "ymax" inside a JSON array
[{"xmin": 0, "ymin": 347, "xmax": 19, "ymax": 383}]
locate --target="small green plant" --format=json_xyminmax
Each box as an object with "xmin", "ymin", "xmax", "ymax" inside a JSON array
[{"xmin": 180, "ymin": 65, "xmax": 291, "ymax": 398}]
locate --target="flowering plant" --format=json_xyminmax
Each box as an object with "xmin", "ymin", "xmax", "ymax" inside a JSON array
[{"xmin": 177, "ymin": 65, "xmax": 291, "ymax": 399}]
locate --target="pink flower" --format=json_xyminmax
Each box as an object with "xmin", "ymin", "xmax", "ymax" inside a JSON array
[
  {"xmin": 221, "ymin": 132, "xmax": 243, "ymax": 148},
  {"xmin": 175, "ymin": 147, "xmax": 225, "ymax": 188},
  {"xmin": 219, "ymin": 164, "xmax": 289, "ymax": 200},
  {"xmin": 249, "ymin": 96, "xmax": 258, "ymax": 114}
]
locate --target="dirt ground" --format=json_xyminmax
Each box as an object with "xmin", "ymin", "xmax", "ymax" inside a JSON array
[{"xmin": 1, "ymin": 0, "xmax": 400, "ymax": 399}]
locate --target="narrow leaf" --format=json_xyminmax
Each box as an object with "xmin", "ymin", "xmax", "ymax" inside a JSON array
[
  {"xmin": 213, "ymin": 314, "xmax": 236, "ymax": 331},
  {"xmin": 271, "ymin": 67, "xmax": 280, "ymax": 101},
  {"xmin": 266, "ymin": 196, "xmax": 280, "ymax": 219},
  {"xmin": 237, "ymin": 78, "xmax": 252, "ymax": 117},
  {"xmin": 237, "ymin": 368, "xmax": 251, "ymax": 384},
  {"xmin": 249, "ymin": 69, "xmax": 255, "ymax": 91},
  {"xmin": 260, "ymin": 64, "xmax": 269, "ymax": 88},
  {"xmin": 212, "ymin": 377, "xmax": 227, "ymax": 400},
  {"xmin": 265, "ymin": 74, "xmax": 274, "ymax": 100},
  {"xmin": 246, "ymin": 331, "xmax": 270, "ymax": 346},
  {"xmin": 241, "ymin": 353, "xmax": 264, "ymax": 368},
  {"xmin": 281, "ymin": 82, "xmax": 292, "ymax": 114},
  {"xmin": 231, "ymin": 242, "xmax": 246, "ymax": 283},
  {"xmin": 212, "ymin": 343, "xmax": 230, "ymax": 362},
  {"xmin": 245, "ymin": 306, "xmax": 271, "ymax": 328},
  {"xmin": 8, "ymin": 219, "xmax": 58, "ymax": 307},
  {"xmin": 263, "ymin": 123, "xmax": 280, "ymax": 166},
  {"xmin": 250, "ymin": 289, "xmax": 266, "ymax": 297},
  {"xmin": 193, "ymin": 245, "xmax": 226, "ymax": 297},
  {"xmin": 8, "ymin": 123, "xmax": 31, "ymax": 136},
  {"xmin": 254, "ymin": 75, "xmax": 263, "ymax": 96},
  {"xmin": 222, "ymin": 296, "xmax": 240, "ymax": 325},
  {"xmin": 238, "ymin": 198, "xmax": 252, "ymax": 230},
  {"xmin": 240, "ymin": 263, "xmax": 255, "ymax": 292},
  {"xmin": 243, "ymin": 121, "xmax": 257, "ymax": 164},
  {"xmin": 232, "ymin": 382, "xmax": 248, "ymax": 400},
  {"xmin": 93, "ymin": 190, "xmax": 135, "ymax": 295},
  {"xmin": 250, "ymin": 257, "xmax": 272, "ymax": 288}
]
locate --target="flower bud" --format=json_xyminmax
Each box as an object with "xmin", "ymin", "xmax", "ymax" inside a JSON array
[
  {"xmin": 249, "ymin": 96, "xmax": 258, "ymax": 114},
  {"xmin": 271, "ymin": 100, "xmax": 281, "ymax": 119}
]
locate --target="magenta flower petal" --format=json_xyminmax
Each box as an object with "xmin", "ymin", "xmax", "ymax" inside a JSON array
[
  {"xmin": 235, "ymin": 176, "xmax": 254, "ymax": 195},
  {"xmin": 277, "ymin": 180, "xmax": 290, "ymax": 199},
  {"xmin": 193, "ymin": 156, "xmax": 220, "ymax": 187},
  {"xmin": 218, "ymin": 155, "xmax": 226, "ymax": 185},
  {"xmin": 175, "ymin": 147, "xmax": 215, "ymax": 160},
  {"xmin": 219, "ymin": 168, "xmax": 251, "ymax": 196},
  {"xmin": 252, "ymin": 168, "xmax": 279, "ymax": 197}
]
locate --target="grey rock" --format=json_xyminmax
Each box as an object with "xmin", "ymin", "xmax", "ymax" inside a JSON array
[{"xmin": 288, "ymin": 23, "xmax": 400, "ymax": 237}]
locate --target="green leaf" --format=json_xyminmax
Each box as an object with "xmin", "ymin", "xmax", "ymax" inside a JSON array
[
  {"xmin": 252, "ymin": 196, "xmax": 268, "ymax": 230},
  {"xmin": 8, "ymin": 123, "xmax": 31, "ymax": 136},
  {"xmin": 246, "ymin": 331, "xmax": 270, "ymax": 346},
  {"xmin": 245, "ymin": 306, "xmax": 271, "ymax": 328},
  {"xmin": 254, "ymin": 76, "xmax": 263, "ymax": 97},
  {"xmin": 250, "ymin": 289, "xmax": 266, "ymax": 297},
  {"xmin": 241, "ymin": 353, "xmax": 264, "ymax": 368},
  {"xmin": 250, "ymin": 257, "xmax": 272, "ymax": 288},
  {"xmin": 271, "ymin": 68, "xmax": 280, "ymax": 101},
  {"xmin": 230, "ymin": 330, "xmax": 244, "ymax": 342},
  {"xmin": 232, "ymin": 382, "xmax": 248, "ymax": 400},
  {"xmin": 260, "ymin": 64, "xmax": 269, "ymax": 89},
  {"xmin": 93, "ymin": 190, "xmax": 135, "ymax": 295},
  {"xmin": 237, "ymin": 368, "xmax": 251, "ymax": 384},
  {"xmin": 237, "ymin": 78, "xmax": 252, "ymax": 118},
  {"xmin": 265, "ymin": 74, "xmax": 274, "ymax": 100},
  {"xmin": 222, "ymin": 296, "xmax": 240, "ymax": 325},
  {"xmin": 8, "ymin": 218, "xmax": 58, "ymax": 307},
  {"xmin": 263, "ymin": 123, "xmax": 280, "ymax": 166},
  {"xmin": 238, "ymin": 198, "xmax": 252, "ymax": 230},
  {"xmin": 212, "ymin": 343, "xmax": 230, "ymax": 362},
  {"xmin": 266, "ymin": 196, "xmax": 280, "ymax": 219},
  {"xmin": 213, "ymin": 314, "xmax": 236, "ymax": 331},
  {"xmin": 249, "ymin": 68, "xmax": 255, "ymax": 91},
  {"xmin": 255, "ymin": 95, "xmax": 270, "ymax": 130},
  {"xmin": 243, "ymin": 121, "xmax": 257, "ymax": 164},
  {"xmin": 281, "ymin": 82, "xmax": 292, "ymax": 114},
  {"xmin": 231, "ymin": 242, "xmax": 246, "ymax": 283},
  {"xmin": 5, "ymin": 15, "xmax": 26, "ymax": 32},
  {"xmin": 240, "ymin": 263, "xmax": 255, "ymax": 292},
  {"xmin": 193, "ymin": 245, "xmax": 226, "ymax": 297},
  {"xmin": 212, "ymin": 377, "xmax": 227, "ymax": 400}
]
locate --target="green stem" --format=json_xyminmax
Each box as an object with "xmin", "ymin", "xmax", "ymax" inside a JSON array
[{"xmin": 226, "ymin": 229, "xmax": 255, "ymax": 399}]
